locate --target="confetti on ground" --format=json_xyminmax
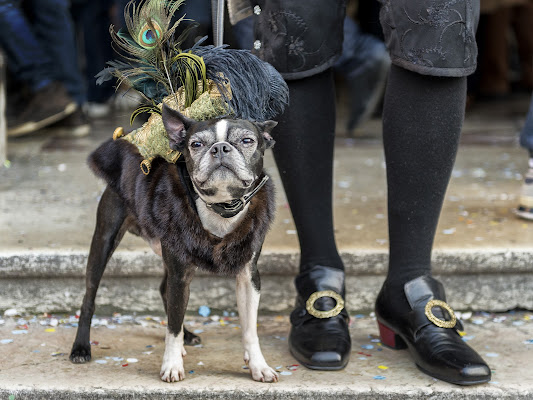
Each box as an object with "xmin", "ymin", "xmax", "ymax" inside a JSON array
[
  {"xmin": 275, "ymin": 366, "xmax": 283, "ymax": 370},
  {"xmin": 462, "ymin": 336, "xmax": 475, "ymax": 342},
  {"xmin": 51, "ymin": 352, "xmax": 65, "ymax": 357},
  {"xmin": 524, "ymin": 339, "xmax": 533, "ymax": 344},
  {"xmin": 286, "ymin": 230, "xmax": 297, "ymax": 235},
  {"xmin": 472, "ymin": 319, "xmax": 484, "ymax": 325},
  {"xmin": 142, "ymin": 351, "xmax": 153, "ymax": 355},
  {"xmin": 280, "ymin": 371, "xmax": 292, "ymax": 376},
  {"xmin": 198, "ymin": 306, "xmax": 211, "ymax": 317},
  {"xmin": 373, "ymin": 375, "xmax": 386, "ymax": 380},
  {"xmin": 242, "ymin": 365, "xmax": 249, "ymax": 370},
  {"xmin": 361, "ymin": 345, "xmax": 374, "ymax": 350},
  {"xmin": 287, "ymin": 364, "xmax": 299, "ymax": 371},
  {"xmin": 370, "ymin": 339, "xmax": 381, "ymax": 343},
  {"xmin": 1, "ymin": 339, "xmax": 13, "ymax": 344},
  {"xmin": 12, "ymin": 330, "xmax": 28, "ymax": 335},
  {"xmin": 358, "ymin": 352, "xmax": 372, "ymax": 357},
  {"xmin": 122, "ymin": 363, "xmax": 129, "ymax": 367},
  {"xmin": 193, "ymin": 329, "xmax": 204, "ymax": 334},
  {"xmin": 378, "ymin": 365, "xmax": 388, "ymax": 370},
  {"xmin": 112, "ymin": 357, "xmax": 124, "ymax": 362},
  {"xmin": 512, "ymin": 321, "xmax": 525, "ymax": 326},
  {"xmin": 358, "ymin": 357, "xmax": 367, "ymax": 360},
  {"xmin": 95, "ymin": 360, "xmax": 107, "ymax": 364},
  {"xmin": 442, "ymin": 228, "xmax": 456, "ymax": 235},
  {"xmin": 485, "ymin": 353, "xmax": 499, "ymax": 358},
  {"xmin": 197, "ymin": 361, "xmax": 204, "ymax": 366},
  {"xmin": 126, "ymin": 358, "xmax": 138, "ymax": 363},
  {"xmin": 4, "ymin": 309, "xmax": 18, "ymax": 317},
  {"xmin": 189, "ymin": 370, "xmax": 194, "ymax": 374},
  {"xmin": 44, "ymin": 328, "xmax": 55, "ymax": 333},
  {"xmin": 146, "ymin": 345, "xmax": 154, "ymax": 348},
  {"xmin": 90, "ymin": 341, "xmax": 99, "ymax": 346}
]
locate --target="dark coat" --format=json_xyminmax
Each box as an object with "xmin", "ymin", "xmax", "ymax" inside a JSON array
[{"xmin": 252, "ymin": 0, "xmax": 346, "ymax": 80}]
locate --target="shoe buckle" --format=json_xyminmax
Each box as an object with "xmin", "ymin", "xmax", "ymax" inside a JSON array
[
  {"xmin": 305, "ymin": 290, "xmax": 344, "ymax": 319},
  {"xmin": 424, "ymin": 299, "xmax": 457, "ymax": 329}
]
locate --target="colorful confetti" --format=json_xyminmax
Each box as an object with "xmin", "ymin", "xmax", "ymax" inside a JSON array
[{"xmin": 198, "ymin": 306, "xmax": 211, "ymax": 317}]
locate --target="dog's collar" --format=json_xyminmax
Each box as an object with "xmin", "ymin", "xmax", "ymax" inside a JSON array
[
  {"xmin": 176, "ymin": 160, "xmax": 268, "ymax": 219},
  {"xmin": 203, "ymin": 175, "xmax": 269, "ymax": 218}
]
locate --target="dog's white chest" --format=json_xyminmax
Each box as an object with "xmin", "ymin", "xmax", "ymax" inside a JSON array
[{"xmin": 195, "ymin": 200, "xmax": 249, "ymax": 238}]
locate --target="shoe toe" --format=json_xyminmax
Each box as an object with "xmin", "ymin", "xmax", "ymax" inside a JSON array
[
  {"xmin": 461, "ymin": 363, "xmax": 491, "ymax": 382},
  {"xmin": 310, "ymin": 351, "xmax": 343, "ymax": 367}
]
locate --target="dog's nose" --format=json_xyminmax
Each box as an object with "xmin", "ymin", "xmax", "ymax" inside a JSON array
[{"xmin": 210, "ymin": 142, "xmax": 232, "ymax": 157}]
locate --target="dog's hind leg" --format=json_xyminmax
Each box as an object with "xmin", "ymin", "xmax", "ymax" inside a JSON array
[
  {"xmin": 159, "ymin": 271, "xmax": 202, "ymax": 346},
  {"xmin": 159, "ymin": 246, "xmax": 195, "ymax": 382},
  {"xmin": 236, "ymin": 252, "xmax": 278, "ymax": 382},
  {"xmin": 70, "ymin": 187, "xmax": 128, "ymax": 363}
]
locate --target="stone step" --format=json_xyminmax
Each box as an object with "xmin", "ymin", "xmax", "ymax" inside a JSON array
[
  {"xmin": 0, "ymin": 313, "xmax": 531, "ymax": 399},
  {"xmin": 1, "ymin": 269, "xmax": 533, "ymax": 315}
]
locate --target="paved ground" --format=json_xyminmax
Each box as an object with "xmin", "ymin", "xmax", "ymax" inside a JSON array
[{"xmin": 0, "ymin": 309, "xmax": 532, "ymax": 399}]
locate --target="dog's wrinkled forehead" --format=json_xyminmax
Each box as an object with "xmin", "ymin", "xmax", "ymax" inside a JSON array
[{"xmin": 188, "ymin": 119, "xmax": 261, "ymax": 141}]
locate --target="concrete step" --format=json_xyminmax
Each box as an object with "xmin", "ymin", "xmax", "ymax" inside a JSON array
[
  {"xmin": 0, "ymin": 312, "xmax": 532, "ymax": 399},
  {"xmin": 1, "ymin": 251, "xmax": 533, "ymax": 314}
]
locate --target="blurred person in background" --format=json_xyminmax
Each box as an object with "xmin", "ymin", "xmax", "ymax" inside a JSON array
[
  {"xmin": 516, "ymin": 93, "xmax": 533, "ymax": 219},
  {"xmin": 0, "ymin": 0, "xmax": 89, "ymax": 137},
  {"xmin": 475, "ymin": 0, "xmax": 533, "ymax": 99}
]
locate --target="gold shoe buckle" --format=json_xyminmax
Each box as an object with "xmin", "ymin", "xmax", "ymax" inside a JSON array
[
  {"xmin": 424, "ymin": 299, "xmax": 457, "ymax": 329},
  {"xmin": 305, "ymin": 290, "xmax": 345, "ymax": 319}
]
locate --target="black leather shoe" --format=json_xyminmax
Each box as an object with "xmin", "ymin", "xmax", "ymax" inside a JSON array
[
  {"xmin": 375, "ymin": 276, "xmax": 491, "ymax": 385},
  {"xmin": 289, "ymin": 265, "xmax": 351, "ymax": 370}
]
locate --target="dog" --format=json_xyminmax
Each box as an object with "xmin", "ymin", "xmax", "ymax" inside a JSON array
[{"xmin": 69, "ymin": 104, "xmax": 279, "ymax": 383}]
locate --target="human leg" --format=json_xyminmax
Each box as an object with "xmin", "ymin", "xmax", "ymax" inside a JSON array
[
  {"xmin": 516, "ymin": 93, "xmax": 533, "ymax": 220},
  {"xmin": 272, "ymin": 69, "xmax": 351, "ymax": 369},
  {"xmin": 0, "ymin": 0, "xmax": 77, "ymax": 136},
  {"xmin": 26, "ymin": 0, "xmax": 86, "ymax": 106},
  {"xmin": 375, "ymin": 0, "xmax": 490, "ymax": 385}
]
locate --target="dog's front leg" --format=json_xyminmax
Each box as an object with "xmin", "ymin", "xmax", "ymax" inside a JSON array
[
  {"xmin": 236, "ymin": 254, "xmax": 278, "ymax": 382},
  {"xmin": 160, "ymin": 246, "xmax": 194, "ymax": 382},
  {"xmin": 70, "ymin": 187, "xmax": 127, "ymax": 363}
]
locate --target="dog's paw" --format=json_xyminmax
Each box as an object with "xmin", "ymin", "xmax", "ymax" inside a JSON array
[
  {"xmin": 249, "ymin": 363, "xmax": 279, "ymax": 383},
  {"xmin": 69, "ymin": 343, "xmax": 91, "ymax": 364},
  {"xmin": 160, "ymin": 361, "xmax": 185, "ymax": 383},
  {"xmin": 183, "ymin": 328, "xmax": 201, "ymax": 346}
]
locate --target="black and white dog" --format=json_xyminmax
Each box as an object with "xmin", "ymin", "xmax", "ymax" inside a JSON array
[{"xmin": 70, "ymin": 104, "xmax": 279, "ymax": 383}]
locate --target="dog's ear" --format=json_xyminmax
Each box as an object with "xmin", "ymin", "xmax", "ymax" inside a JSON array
[
  {"xmin": 162, "ymin": 103, "xmax": 194, "ymax": 151},
  {"xmin": 255, "ymin": 120, "xmax": 277, "ymax": 149}
]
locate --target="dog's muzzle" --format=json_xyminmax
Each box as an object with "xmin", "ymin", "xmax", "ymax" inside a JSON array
[{"xmin": 205, "ymin": 175, "xmax": 269, "ymax": 218}]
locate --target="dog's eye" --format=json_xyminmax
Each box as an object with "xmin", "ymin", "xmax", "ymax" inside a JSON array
[
  {"xmin": 190, "ymin": 141, "xmax": 203, "ymax": 148},
  {"xmin": 242, "ymin": 138, "xmax": 255, "ymax": 145}
]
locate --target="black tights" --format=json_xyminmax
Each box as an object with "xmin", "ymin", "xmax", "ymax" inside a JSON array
[{"xmin": 272, "ymin": 65, "xmax": 465, "ymax": 309}]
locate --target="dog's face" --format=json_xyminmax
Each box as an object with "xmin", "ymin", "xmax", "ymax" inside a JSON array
[{"xmin": 162, "ymin": 104, "xmax": 277, "ymax": 203}]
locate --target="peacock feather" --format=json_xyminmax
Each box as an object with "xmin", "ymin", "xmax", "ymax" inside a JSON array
[{"xmin": 98, "ymin": 0, "xmax": 289, "ymax": 174}]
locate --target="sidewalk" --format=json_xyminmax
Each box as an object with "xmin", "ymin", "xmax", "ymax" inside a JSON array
[{"xmin": 1, "ymin": 310, "xmax": 532, "ymax": 399}]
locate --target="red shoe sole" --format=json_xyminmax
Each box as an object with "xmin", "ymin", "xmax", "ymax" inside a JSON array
[{"xmin": 377, "ymin": 321, "xmax": 407, "ymax": 350}]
